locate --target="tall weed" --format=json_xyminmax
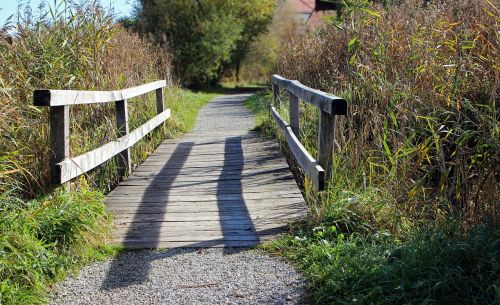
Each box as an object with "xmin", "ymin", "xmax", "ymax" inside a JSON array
[
  {"xmin": 275, "ymin": 0, "xmax": 499, "ymax": 225},
  {"xmin": 0, "ymin": 1, "xmax": 172, "ymax": 196}
]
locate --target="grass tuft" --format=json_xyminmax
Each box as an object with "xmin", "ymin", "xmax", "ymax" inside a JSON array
[{"xmin": 0, "ymin": 185, "xmax": 114, "ymax": 304}]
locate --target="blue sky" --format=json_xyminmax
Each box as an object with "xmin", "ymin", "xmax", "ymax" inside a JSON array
[{"xmin": 0, "ymin": 0, "xmax": 136, "ymax": 24}]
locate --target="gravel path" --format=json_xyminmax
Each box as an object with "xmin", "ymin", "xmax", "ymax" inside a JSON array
[
  {"xmin": 49, "ymin": 95, "xmax": 306, "ymax": 305},
  {"xmin": 193, "ymin": 94, "xmax": 255, "ymax": 133},
  {"xmin": 50, "ymin": 249, "xmax": 305, "ymax": 305}
]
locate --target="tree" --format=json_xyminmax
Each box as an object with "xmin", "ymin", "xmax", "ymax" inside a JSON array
[
  {"xmin": 224, "ymin": 0, "xmax": 274, "ymax": 82},
  {"xmin": 136, "ymin": 0, "xmax": 273, "ymax": 87}
]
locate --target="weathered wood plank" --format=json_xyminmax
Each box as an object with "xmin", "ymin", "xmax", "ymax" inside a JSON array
[
  {"xmin": 289, "ymin": 93, "xmax": 300, "ymax": 140},
  {"xmin": 115, "ymin": 99, "xmax": 131, "ymax": 177},
  {"xmin": 49, "ymin": 106, "xmax": 69, "ymax": 185},
  {"xmin": 125, "ymin": 168, "xmax": 291, "ymax": 180},
  {"xmin": 108, "ymin": 203, "xmax": 306, "ymax": 213},
  {"xmin": 273, "ymin": 83, "xmax": 279, "ymax": 108},
  {"xmin": 105, "ymin": 199, "xmax": 305, "ymax": 209},
  {"xmin": 107, "ymin": 182, "xmax": 298, "ymax": 193},
  {"xmin": 34, "ymin": 80, "xmax": 167, "ymax": 106},
  {"xmin": 272, "ymin": 75, "xmax": 347, "ymax": 115},
  {"xmin": 112, "ymin": 218, "xmax": 294, "ymax": 228},
  {"xmin": 111, "ymin": 211, "xmax": 305, "ymax": 222},
  {"xmin": 156, "ymin": 87, "xmax": 164, "ymax": 113},
  {"xmin": 139, "ymin": 153, "xmax": 284, "ymax": 163},
  {"xmin": 271, "ymin": 106, "xmax": 325, "ymax": 191},
  {"xmin": 58, "ymin": 109, "xmax": 171, "ymax": 183},
  {"xmin": 317, "ymin": 110, "xmax": 335, "ymax": 184},
  {"xmin": 106, "ymin": 190, "xmax": 302, "ymax": 203}
]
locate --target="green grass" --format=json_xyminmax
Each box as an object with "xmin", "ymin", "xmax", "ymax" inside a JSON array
[
  {"xmin": 247, "ymin": 92, "xmax": 500, "ymax": 305},
  {"xmin": 265, "ymin": 225, "xmax": 499, "ymax": 305},
  {"xmin": 0, "ymin": 185, "xmax": 116, "ymax": 304},
  {"xmin": 244, "ymin": 93, "xmax": 278, "ymax": 138}
]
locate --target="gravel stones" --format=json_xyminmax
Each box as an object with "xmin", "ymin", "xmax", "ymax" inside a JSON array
[
  {"xmin": 49, "ymin": 248, "xmax": 305, "ymax": 305},
  {"xmin": 193, "ymin": 94, "xmax": 255, "ymax": 133}
]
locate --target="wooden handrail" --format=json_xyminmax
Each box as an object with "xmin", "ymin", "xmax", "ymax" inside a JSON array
[
  {"xmin": 34, "ymin": 80, "xmax": 166, "ymax": 106},
  {"xmin": 272, "ymin": 75, "xmax": 347, "ymax": 115},
  {"xmin": 271, "ymin": 74, "xmax": 348, "ymax": 191},
  {"xmin": 33, "ymin": 80, "xmax": 170, "ymax": 185}
]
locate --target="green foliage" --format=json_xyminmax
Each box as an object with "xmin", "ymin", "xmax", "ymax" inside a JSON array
[
  {"xmin": 267, "ymin": 225, "xmax": 500, "ymax": 305},
  {"xmin": 0, "ymin": 186, "xmax": 113, "ymax": 304},
  {"xmin": 136, "ymin": 0, "xmax": 274, "ymax": 87}
]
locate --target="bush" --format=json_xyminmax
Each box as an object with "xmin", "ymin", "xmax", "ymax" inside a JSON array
[{"xmin": 268, "ymin": 225, "xmax": 499, "ymax": 305}]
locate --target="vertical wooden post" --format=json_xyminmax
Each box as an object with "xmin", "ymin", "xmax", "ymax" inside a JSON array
[
  {"xmin": 317, "ymin": 110, "xmax": 335, "ymax": 187},
  {"xmin": 49, "ymin": 106, "xmax": 70, "ymax": 186},
  {"xmin": 272, "ymin": 84, "xmax": 280, "ymax": 108},
  {"xmin": 289, "ymin": 93, "xmax": 300, "ymax": 140},
  {"xmin": 115, "ymin": 99, "xmax": 131, "ymax": 178},
  {"xmin": 156, "ymin": 87, "xmax": 164, "ymax": 114}
]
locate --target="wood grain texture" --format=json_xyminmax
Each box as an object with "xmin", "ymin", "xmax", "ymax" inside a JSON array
[
  {"xmin": 318, "ymin": 110, "xmax": 335, "ymax": 185},
  {"xmin": 272, "ymin": 74, "xmax": 347, "ymax": 115},
  {"xmin": 58, "ymin": 109, "xmax": 171, "ymax": 183},
  {"xmin": 49, "ymin": 105, "xmax": 69, "ymax": 185},
  {"xmin": 289, "ymin": 93, "xmax": 300, "ymax": 140},
  {"xmin": 105, "ymin": 129, "xmax": 307, "ymax": 249},
  {"xmin": 34, "ymin": 80, "xmax": 166, "ymax": 106},
  {"xmin": 115, "ymin": 99, "xmax": 131, "ymax": 177},
  {"xmin": 271, "ymin": 107, "xmax": 325, "ymax": 191}
]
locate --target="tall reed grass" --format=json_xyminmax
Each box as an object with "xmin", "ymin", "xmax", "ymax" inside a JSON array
[
  {"xmin": 275, "ymin": 0, "xmax": 499, "ymax": 226},
  {"xmin": 0, "ymin": 1, "xmax": 172, "ymax": 196},
  {"xmin": 247, "ymin": 1, "xmax": 499, "ymax": 303}
]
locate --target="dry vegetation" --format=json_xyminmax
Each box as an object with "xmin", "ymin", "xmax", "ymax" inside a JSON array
[
  {"xmin": 248, "ymin": 0, "xmax": 499, "ymax": 303},
  {"xmin": 276, "ymin": 0, "xmax": 499, "ymax": 225},
  {"xmin": 0, "ymin": 2, "xmax": 173, "ymax": 195}
]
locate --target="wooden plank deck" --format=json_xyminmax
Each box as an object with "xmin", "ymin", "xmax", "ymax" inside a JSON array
[{"xmin": 105, "ymin": 95, "xmax": 307, "ymax": 248}]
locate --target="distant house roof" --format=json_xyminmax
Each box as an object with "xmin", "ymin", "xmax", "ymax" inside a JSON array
[
  {"xmin": 291, "ymin": 0, "xmax": 315, "ymax": 13},
  {"xmin": 285, "ymin": 0, "xmax": 335, "ymax": 33}
]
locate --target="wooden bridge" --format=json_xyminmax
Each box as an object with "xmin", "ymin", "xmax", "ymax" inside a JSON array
[{"xmin": 34, "ymin": 77, "xmax": 347, "ymax": 248}]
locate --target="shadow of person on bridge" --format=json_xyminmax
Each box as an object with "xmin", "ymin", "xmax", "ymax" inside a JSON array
[
  {"xmin": 217, "ymin": 136, "xmax": 259, "ymax": 253},
  {"xmin": 99, "ymin": 132, "xmax": 295, "ymax": 290},
  {"xmin": 101, "ymin": 141, "xmax": 195, "ymax": 290}
]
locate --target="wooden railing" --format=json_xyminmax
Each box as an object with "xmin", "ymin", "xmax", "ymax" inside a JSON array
[
  {"xmin": 271, "ymin": 75, "xmax": 347, "ymax": 191},
  {"xmin": 33, "ymin": 80, "xmax": 170, "ymax": 185}
]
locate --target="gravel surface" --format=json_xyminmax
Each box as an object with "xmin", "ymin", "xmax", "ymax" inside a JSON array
[
  {"xmin": 50, "ymin": 248, "xmax": 305, "ymax": 305},
  {"xmin": 49, "ymin": 95, "xmax": 306, "ymax": 305},
  {"xmin": 193, "ymin": 94, "xmax": 255, "ymax": 133}
]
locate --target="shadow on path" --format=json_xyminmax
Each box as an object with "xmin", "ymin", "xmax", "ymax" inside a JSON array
[
  {"xmin": 218, "ymin": 136, "xmax": 259, "ymax": 254},
  {"xmin": 101, "ymin": 142, "xmax": 194, "ymax": 289}
]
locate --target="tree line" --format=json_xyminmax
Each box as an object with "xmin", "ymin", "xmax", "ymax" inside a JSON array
[{"xmin": 125, "ymin": 0, "xmax": 274, "ymax": 87}]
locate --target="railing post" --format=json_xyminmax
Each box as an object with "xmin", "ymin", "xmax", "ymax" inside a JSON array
[
  {"xmin": 272, "ymin": 83, "xmax": 280, "ymax": 108},
  {"xmin": 289, "ymin": 93, "xmax": 300, "ymax": 140},
  {"xmin": 156, "ymin": 87, "xmax": 164, "ymax": 114},
  {"xmin": 49, "ymin": 106, "xmax": 70, "ymax": 186},
  {"xmin": 317, "ymin": 110, "xmax": 335, "ymax": 187},
  {"xmin": 115, "ymin": 99, "xmax": 131, "ymax": 178}
]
